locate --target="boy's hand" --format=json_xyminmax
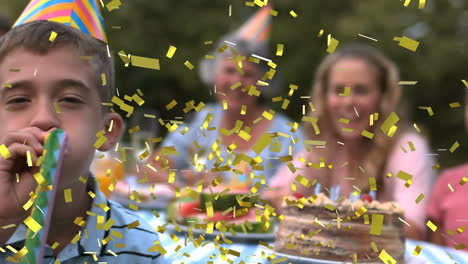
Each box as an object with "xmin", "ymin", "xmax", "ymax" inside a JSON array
[{"xmin": 0, "ymin": 127, "xmax": 45, "ymax": 222}]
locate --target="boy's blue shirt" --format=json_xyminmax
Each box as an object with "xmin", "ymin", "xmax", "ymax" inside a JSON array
[{"xmin": 2, "ymin": 176, "xmax": 164, "ymax": 264}]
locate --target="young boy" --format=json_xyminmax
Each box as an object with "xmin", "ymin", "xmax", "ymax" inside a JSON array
[{"xmin": 0, "ymin": 21, "xmax": 163, "ymax": 263}]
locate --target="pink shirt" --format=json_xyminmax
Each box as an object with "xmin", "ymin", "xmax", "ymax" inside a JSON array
[
  {"xmin": 426, "ymin": 164, "xmax": 468, "ymax": 249},
  {"xmin": 270, "ymin": 132, "xmax": 435, "ymax": 232}
]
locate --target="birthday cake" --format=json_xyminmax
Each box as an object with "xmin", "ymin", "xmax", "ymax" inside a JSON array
[{"xmin": 274, "ymin": 193, "xmax": 406, "ymax": 263}]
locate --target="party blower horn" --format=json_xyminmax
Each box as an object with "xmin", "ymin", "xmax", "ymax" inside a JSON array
[{"xmin": 21, "ymin": 129, "xmax": 67, "ymax": 264}]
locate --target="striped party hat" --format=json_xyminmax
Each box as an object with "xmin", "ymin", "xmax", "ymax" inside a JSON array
[{"xmin": 13, "ymin": 0, "xmax": 107, "ymax": 43}]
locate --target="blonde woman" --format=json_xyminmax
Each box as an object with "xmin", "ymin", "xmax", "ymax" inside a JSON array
[{"xmin": 267, "ymin": 44, "xmax": 435, "ymax": 240}]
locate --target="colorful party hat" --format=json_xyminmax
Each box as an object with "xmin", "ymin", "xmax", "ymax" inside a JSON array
[{"xmin": 13, "ymin": 0, "xmax": 107, "ymax": 43}]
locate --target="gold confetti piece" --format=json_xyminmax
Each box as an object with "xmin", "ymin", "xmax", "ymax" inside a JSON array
[
  {"xmin": 100, "ymin": 73, "xmax": 107, "ymax": 87},
  {"xmin": 339, "ymin": 86, "xmax": 350, "ymax": 96},
  {"xmin": 410, "ymin": 245, "xmax": 423, "ymax": 256},
  {"xmin": 450, "ymin": 141, "xmax": 460, "ymax": 153},
  {"xmin": 268, "ymin": 9, "xmax": 278, "ymax": 16},
  {"xmin": 24, "ymin": 216, "xmax": 41, "ymax": 233},
  {"xmin": 184, "ymin": 60, "xmax": 195, "ymax": 70},
  {"xmin": 408, "ymin": 141, "xmax": 416, "ymax": 151},
  {"xmin": 355, "ymin": 206, "xmax": 367, "ymax": 218},
  {"xmin": 64, "ymin": 188, "xmax": 72, "ymax": 203},
  {"xmin": 369, "ymin": 177, "xmax": 377, "ymax": 191},
  {"xmin": 339, "ymin": 118, "xmax": 349, "ymax": 124},
  {"xmin": 327, "ymin": 36, "xmax": 339, "ymax": 54},
  {"xmin": 51, "ymin": 242, "xmax": 60, "ymax": 250},
  {"xmin": 49, "ymin": 31, "xmax": 57, "ymax": 42},
  {"xmin": 449, "ymin": 102, "xmax": 461, "ymax": 108},
  {"xmin": 426, "ymin": 220, "xmax": 438, "ymax": 232},
  {"xmin": 168, "ymin": 171, "xmax": 175, "ymax": 183},
  {"xmin": 127, "ymin": 220, "xmax": 140, "ymax": 229},
  {"xmin": 26, "ymin": 151, "xmax": 33, "ymax": 167},
  {"xmin": 371, "ymin": 242, "xmax": 379, "ymax": 253},
  {"xmin": 393, "ymin": 36, "xmax": 419, "ymax": 52},
  {"xmin": 459, "ymin": 177, "xmax": 467, "ymax": 185},
  {"xmin": 166, "ymin": 45, "xmax": 177, "ymax": 58},
  {"xmin": 419, "ymin": 0, "xmax": 426, "ymax": 8},
  {"xmin": 131, "ymin": 55, "xmax": 160, "ymax": 70},
  {"xmin": 361, "ymin": 130, "xmax": 374, "ymax": 139},
  {"xmin": 205, "ymin": 202, "xmax": 214, "ymax": 218},
  {"xmin": 94, "ymin": 135, "xmax": 108, "ymax": 149},
  {"xmin": 165, "ymin": 99, "xmax": 177, "ymax": 110},
  {"xmin": 457, "ymin": 226, "xmax": 465, "ymax": 233},
  {"xmin": 415, "ymin": 193, "xmax": 424, "ymax": 204},
  {"xmin": 453, "ymin": 244, "xmax": 466, "ymax": 250},
  {"xmin": 381, "ymin": 112, "xmax": 399, "ymax": 135},
  {"xmin": 281, "ymin": 99, "xmax": 290, "ymax": 110},
  {"xmin": 370, "ymin": 214, "xmax": 384, "ymax": 235},
  {"xmin": 397, "ymin": 171, "xmax": 413, "ymax": 181},
  {"xmin": 276, "ymin": 44, "xmax": 284, "ymax": 56},
  {"xmin": 148, "ymin": 240, "xmax": 167, "ymax": 255},
  {"xmin": 379, "ymin": 249, "xmax": 396, "ymax": 264},
  {"xmin": 106, "ymin": 0, "xmax": 121, "ymax": 11},
  {"xmin": 252, "ymin": 133, "xmax": 272, "ymax": 155},
  {"xmin": 0, "ymin": 144, "xmax": 11, "ymax": 159},
  {"xmin": 128, "ymin": 126, "xmax": 140, "ymax": 135},
  {"xmin": 88, "ymin": 191, "xmax": 96, "ymax": 198},
  {"xmin": 418, "ymin": 106, "xmax": 434, "ymax": 116}
]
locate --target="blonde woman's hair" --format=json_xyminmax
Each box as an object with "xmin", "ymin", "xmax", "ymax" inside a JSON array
[{"xmin": 304, "ymin": 43, "xmax": 406, "ymax": 195}]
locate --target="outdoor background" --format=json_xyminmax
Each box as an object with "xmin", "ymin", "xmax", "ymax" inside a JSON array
[{"xmin": 1, "ymin": 0, "xmax": 467, "ymax": 170}]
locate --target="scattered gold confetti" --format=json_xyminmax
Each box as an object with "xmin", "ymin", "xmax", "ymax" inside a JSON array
[
  {"xmin": 64, "ymin": 189, "xmax": 72, "ymax": 203},
  {"xmin": 0, "ymin": 144, "xmax": 11, "ymax": 159},
  {"xmin": 327, "ymin": 36, "xmax": 339, "ymax": 54},
  {"xmin": 276, "ymin": 44, "xmax": 284, "ymax": 56},
  {"xmin": 289, "ymin": 10, "xmax": 298, "ymax": 18},
  {"xmin": 106, "ymin": 0, "xmax": 121, "ymax": 11},
  {"xmin": 415, "ymin": 193, "xmax": 424, "ymax": 204},
  {"xmin": 426, "ymin": 220, "xmax": 438, "ymax": 232},
  {"xmin": 184, "ymin": 60, "xmax": 195, "ymax": 70},
  {"xmin": 49, "ymin": 31, "xmax": 57, "ymax": 42},
  {"xmin": 450, "ymin": 141, "xmax": 460, "ymax": 153},
  {"xmin": 393, "ymin": 36, "xmax": 420, "ymax": 52},
  {"xmin": 166, "ymin": 99, "xmax": 177, "ymax": 110},
  {"xmin": 370, "ymin": 214, "xmax": 384, "ymax": 235},
  {"xmin": 131, "ymin": 55, "xmax": 160, "ymax": 70},
  {"xmin": 166, "ymin": 45, "xmax": 177, "ymax": 58},
  {"xmin": 449, "ymin": 102, "xmax": 461, "ymax": 108}
]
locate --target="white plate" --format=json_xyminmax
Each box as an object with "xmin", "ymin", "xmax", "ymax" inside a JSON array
[
  {"xmin": 165, "ymin": 223, "xmax": 277, "ymax": 241},
  {"xmin": 273, "ymin": 252, "xmax": 427, "ymax": 264}
]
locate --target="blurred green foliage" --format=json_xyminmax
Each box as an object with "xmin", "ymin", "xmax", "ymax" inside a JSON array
[{"xmin": 1, "ymin": 0, "xmax": 467, "ymax": 170}]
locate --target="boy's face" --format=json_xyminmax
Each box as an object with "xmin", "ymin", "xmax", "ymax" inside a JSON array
[{"xmin": 0, "ymin": 46, "xmax": 122, "ymax": 189}]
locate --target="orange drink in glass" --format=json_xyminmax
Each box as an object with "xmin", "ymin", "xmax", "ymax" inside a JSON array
[{"xmin": 93, "ymin": 154, "xmax": 124, "ymax": 197}]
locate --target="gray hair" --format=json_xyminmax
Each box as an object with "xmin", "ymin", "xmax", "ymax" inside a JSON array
[{"xmin": 199, "ymin": 32, "xmax": 281, "ymax": 100}]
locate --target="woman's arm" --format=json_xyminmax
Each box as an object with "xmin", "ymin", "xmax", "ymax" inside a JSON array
[{"xmin": 386, "ymin": 132, "xmax": 436, "ymax": 240}]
